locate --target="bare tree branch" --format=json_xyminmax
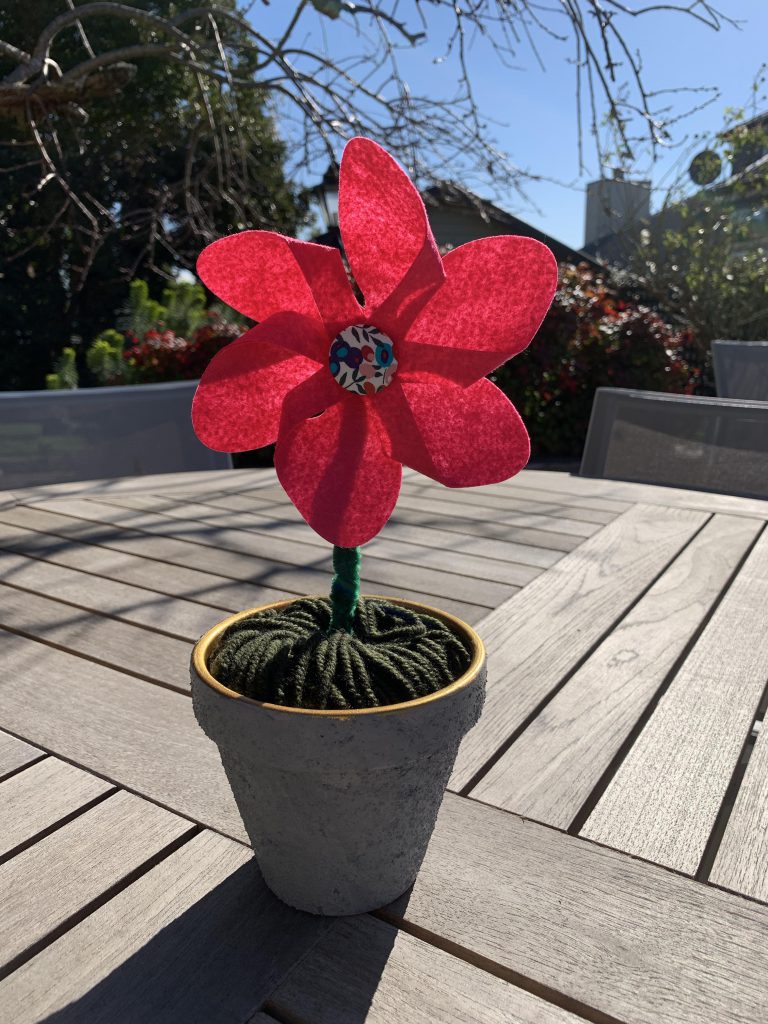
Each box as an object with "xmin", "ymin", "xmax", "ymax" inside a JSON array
[{"xmin": 0, "ymin": 0, "xmax": 740, "ymax": 291}]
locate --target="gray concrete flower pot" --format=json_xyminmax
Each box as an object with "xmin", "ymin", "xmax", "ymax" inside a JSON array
[{"xmin": 190, "ymin": 596, "xmax": 486, "ymax": 916}]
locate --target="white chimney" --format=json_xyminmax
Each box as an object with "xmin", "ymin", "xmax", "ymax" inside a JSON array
[{"xmin": 584, "ymin": 172, "xmax": 651, "ymax": 248}]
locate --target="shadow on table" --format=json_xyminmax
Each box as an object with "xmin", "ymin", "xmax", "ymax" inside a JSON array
[
  {"xmin": 33, "ymin": 857, "xmax": 403, "ymax": 1024},
  {"xmin": 266, "ymin": 897, "xmax": 412, "ymax": 1023}
]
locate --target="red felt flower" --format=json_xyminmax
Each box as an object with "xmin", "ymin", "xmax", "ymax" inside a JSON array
[{"xmin": 192, "ymin": 138, "xmax": 557, "ymax": 546}]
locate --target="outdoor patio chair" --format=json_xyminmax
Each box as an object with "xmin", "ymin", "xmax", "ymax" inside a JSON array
[
  {"xmin": 579, "ymin": 387, "xmax": 768, "ymax": 499},
  {"xmin": 712, "ymin": 340, "xmax": 768, "ymax": 401},
  {"xmin": 0, "ymin": 380, "xmax": 230, "ymax": 490}
]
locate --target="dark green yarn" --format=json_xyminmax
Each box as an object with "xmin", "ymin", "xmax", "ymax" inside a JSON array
[
  {"xmin": 329, "ymin": 546, "xmax": 361, "ymax": 632},
  {"xmin": 209, "ymin": 597, "xmax": 473, "ymax": 710}
]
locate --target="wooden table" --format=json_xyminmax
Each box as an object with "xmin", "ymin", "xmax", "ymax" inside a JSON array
[{"xmin": 1, "ymin": 466, "xmax": 768, "ymax": 1023}]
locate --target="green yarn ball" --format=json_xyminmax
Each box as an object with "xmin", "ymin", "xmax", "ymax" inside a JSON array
[{"xmin": 209, "ymin": 597, "xmax": 473, "ymax": 711}]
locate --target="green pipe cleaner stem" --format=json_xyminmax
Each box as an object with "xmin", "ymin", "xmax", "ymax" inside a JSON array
[{"xmin": 329, "ymin": 545, "xmax": 361, "ymax": 632}]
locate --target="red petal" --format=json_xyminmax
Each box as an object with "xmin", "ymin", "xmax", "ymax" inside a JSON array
[
  {"xmin": 405, "ymin": 236, "xmax": 558, "ymax": 384},
  {"xmin": 289, "ymin": 238, "xmax": 363, "ymax": 337},
  {"xmin": 339, "ymin": 138, "xmax": 444, "ymax": 333},
  {"xmin": 197, "ymin": 231, "xmax": 360, "ymax": 347},
  {"xmin": 275, "ymin": 395, "xmax": 402, "ymax": 546},
  {"xmin": 377, "ymin": 377, "xmax": 530, "ymax": 486},
  {"xmin": 192, "ymin": 318, "xmax": 323, "ymax": 452}
]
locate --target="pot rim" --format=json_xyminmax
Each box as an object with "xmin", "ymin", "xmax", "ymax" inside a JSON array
[{"xmin": 192, "ymin": 595, "xmax": 485, "ymax": 718}]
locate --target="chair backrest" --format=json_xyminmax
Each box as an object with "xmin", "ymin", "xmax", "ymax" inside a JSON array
[
  {"xmin": 580, "ymin": 387, "xmax": 768, "ymax": 499},
  {"xmin": 712, "ymin": 340, "xmax": 768, "ymax": 401},
  {"xmin": 0, "ymin": 380, "xmax": 231, "ymax": 491}
]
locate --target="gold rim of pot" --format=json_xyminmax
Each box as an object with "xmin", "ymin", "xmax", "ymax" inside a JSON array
[{"xmin": 191, "ymin": 595, "xmax": 485, "ymax": 717}]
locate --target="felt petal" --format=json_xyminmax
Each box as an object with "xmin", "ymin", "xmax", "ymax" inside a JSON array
[
  {"xmin": 339, "ymin": 138, "xmax": 444, "ymax": 331},
  {"xmin": 278, "ymin": 366, "xmax": 343, "ymax": 438},
  {"xmin": 192, "ymin": 318, "xmax": 323, "ymax": 453},
  {"xmin": 197, "ymin": 231, "xmax": 360, "ymax": 347},
  {"xmin": 275, "ymin": 395, "xmax": 402, "ymax": 547},
  {"xmin": 289, "ymin": 239, "xmax": 363, "ymax": 337},
  {"xmin": 405, "ymin": 236, "xmax": 558, "ymax": 385},
  {"xmin": 377, "ymin": 377, "xmax": 530, "ymax": 486}
]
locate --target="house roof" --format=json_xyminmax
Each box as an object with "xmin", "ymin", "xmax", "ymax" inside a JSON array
[
  {"xmin": 721, "ymin": 109, "xmax": 768, "ymax": 139},
  {"xmin": 422, "ymin": 182, "xmax": 603, "ymax": 269}
]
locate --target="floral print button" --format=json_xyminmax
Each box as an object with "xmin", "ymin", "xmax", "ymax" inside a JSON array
[{"xmin": 329, "ymin": 325, "xmax": 398, "ymax": 396}]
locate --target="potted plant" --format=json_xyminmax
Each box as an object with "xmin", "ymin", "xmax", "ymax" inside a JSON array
[{"xmin": 189, "ymin": 137, "xmax": 557, "ymax": 915}]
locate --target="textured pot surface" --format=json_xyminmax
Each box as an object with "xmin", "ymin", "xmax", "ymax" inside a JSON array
[{"xmin": 190, "ymin": 597, "xmax": 486, "ymax": 916}]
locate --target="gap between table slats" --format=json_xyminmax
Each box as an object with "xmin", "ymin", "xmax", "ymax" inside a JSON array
[
  {"xmin": 450, "ymin": 503, "xmax": 710, "ymax": 793},
  {"xmin": 0, "ymin": 502, "xmax": 490, "ymax": 625},
  {"xmin": 80, "ymin": 491, "xmax": 530, "ymax": 598},
  {"xmin": 580, "ymin": 524, "xmax": 768, "ymax": 877},
  {"xmin": 710, "ymin": 683, "xmax": 768, "ymax": 901},
  {"xmin": 168, "ymin": 487, "xmax": 565, "ymax": 568},
  {"xmin": 470, "ymin": 513, "xmax": 763, "ymax": 830},
  {"xmin": 88, "ymin": 490, "xmax": 546, "ymax": 587}
]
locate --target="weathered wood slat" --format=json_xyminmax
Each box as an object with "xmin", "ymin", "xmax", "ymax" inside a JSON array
[
  {"xmin": 454, "ymin": 475, "xmax": 632, "ymax": 515},
  {"xmin": 93, "ymin": 492, "xmax": 543, "ymax": 588},
  {"xmin": 80, "ymin": 494, "xmax": 525, "ymax": 601},
  {"xmin": 385, "ymin": 503, "xmax": 583, "ymax": 552},
  {"xmin": 172, "ymin": 488, "xmax": 563, "ymax": 569},
  {"xmin": 0, "ymin": 830, "xmax": 330, "ymax": 1024},
  {"xmin": 398, "ymin": 477, "xmax": 617, "ymax": 524},
  {"xmin": 514, "ymin": 469, "xmax": 768, "ymax": 520},
  {"xmin": 0, "ymin": 757, "xmax": 114, "ymax": 858},
  {"xmin": 450, "ymin": 504, "xmax": 708, "ymax": 792},
  {"xmin": 269, "ymin": 914, "xmax": 580, "ymax": 1024},
  {"xmin": 6, "ymin": 467, "xmax": 276, "ymax": 507},
  {"xmin": 247, "ymin": 484, "xmax": 602, "ymax": 539},
  {"xmin": 581, "ymin": 527, "xmax": 768, "ymax": 875},
  {"xmin": 0, "ymin": 519, "xmax": 291, "ymax": 614},
  {"xmin": 472, "ymin": 514, "xmax": 761, "ymax": 827},
  {"xmin": 0, "ymin": 583, "xmax": 193, "ymax": 692},
  {"xmin": 0, "ymin": 729, "xmax": 42, "ymax": 780},
  {"xmin": 0, "ymin": 630, "xmax": 248, "ymax": 842},
  {"xmin": 387, "ymin": 792, "xmax": 768, "ymax": 1024},
  {"xmin": 0, "ymin": 549, "xmax": 223, "ymax": 641},
  {"xmin": 231, "ymin": 480, "xmax": 583, "ymax": 553},
  {"xmin": 0, "ymin": 503, "xmax": 488, "ymax": 625},
  {"xmin": 711, "ymin": 717, "xmax": 768, "ymax": 902},
  {"xmin": 0, "ymin": 791, "xmax": 193, "ymax": 972}
]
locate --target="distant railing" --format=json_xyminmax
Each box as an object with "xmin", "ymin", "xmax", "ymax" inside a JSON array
[
  {"xmin": 580, "ymin": 388, "xmax": 768, "ymax": 499},
  {"xmin": 712, "ymin": 340, "xmax": 768, "ymax": 402},
  {"xmin": 0, "ymin": 380, "xmax": 230, "ymax": 491}
]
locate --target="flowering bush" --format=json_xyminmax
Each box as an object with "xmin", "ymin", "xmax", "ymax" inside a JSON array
[
  {"xmin": 124, "ymin": 315, "xmax": 242, "ymax": 383},
  {"xmin": 83, "ymin": 310, "xmax": 244, "ymax": 387},
  {"xmin": 494, "ymin": 263, "xmax": 702, "ymax": 458}
]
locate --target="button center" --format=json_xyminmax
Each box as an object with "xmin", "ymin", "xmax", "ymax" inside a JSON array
[{"xmin": 329, "ymin": 325, "xmax": 398, "ymax": 396}]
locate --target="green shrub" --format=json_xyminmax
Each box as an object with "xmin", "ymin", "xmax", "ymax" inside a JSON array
[
  {"xmin": 115, "ymin": 278, "xmax": 208, "ymax": 340},
  {"xmin": 117, "ymin": 280, "xmax": 166, "ymax": 339},
  {"xmin": 45, "ymin": 347, "xmax": 79, "ymax": 390},
  {"xmin": 86, "ymin": 330, "xmax": 135, "ymax": 386},
  {"xmin": 160, "ymin": 281, "xmax": 207, "ymax": 337},
  {"xmin": 495, "ymin": 263, "xmax": 701, "ymax": 459}
]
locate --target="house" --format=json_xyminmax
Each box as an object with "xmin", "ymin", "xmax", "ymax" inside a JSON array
[
  {"xmin": 583, "ymin": 110, "xmax": 768, "ymax": 266},
  {"xmin": 422, "ymin": 182, "xmax": 601, "ymax": 269},
  {"xmin": 311, "ymin": 167, "xmax": 602, "ymax": 270}
]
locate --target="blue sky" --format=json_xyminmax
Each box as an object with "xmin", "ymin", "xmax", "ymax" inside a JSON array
[{"xmin": 249, "ymin": 2, "xmax": 767, "ymax": 250}]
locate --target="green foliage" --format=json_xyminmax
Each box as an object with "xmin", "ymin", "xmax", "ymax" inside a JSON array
[
  {"xmin": 630, "ymin": 101, "xmax": 768, "ymax": 352},
  {"xmin": 82, "ymin": 281, "xmax": 244, "ymax": 385},
  {"xmin": 86, "ymin": 332, "xmax": 134, "ymax": 386},
  {"xmin": 45, "ymin": 348, "xmax": 79, "ymax": 390},
  {"xmin": 113, "ymin": 278, "xmax": 207, "ymax": 340},
  {"xmin": 160, "ymin": 281, "xmax": 207, "ymax": 337},
  {"xmin": 495, "ymin": 264, "xmax": 700, "ymax": 459},
  {"xmin": 117, "ymin": 281, "xmax": 166, "ymax": 341},
  {"xmin": 0, "ymin": 0, "xmax": 306, "ymax": 390}
]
